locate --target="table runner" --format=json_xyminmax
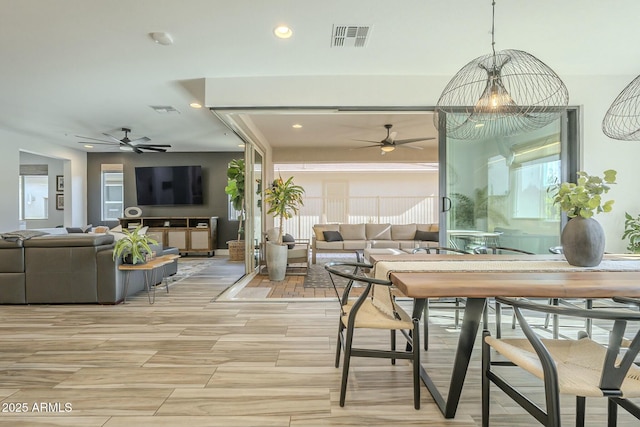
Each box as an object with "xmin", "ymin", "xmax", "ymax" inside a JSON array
[{"xmin": 373, "ymin": 258, "xmax": 640, "ymax": 280}]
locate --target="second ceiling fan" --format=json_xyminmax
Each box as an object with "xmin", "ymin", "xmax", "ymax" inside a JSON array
[
  {"xmin": 353, "ymin": 124, "xmax": 434, "ymax": 154},
  {"xmin": 76, "ymin": 128, "xmax": 171, "ymax": 154}
]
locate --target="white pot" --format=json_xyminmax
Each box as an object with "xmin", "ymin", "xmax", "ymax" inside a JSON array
[{"xmin": 266, "ymin": 241, "xmax": 288, "ymax": 281}]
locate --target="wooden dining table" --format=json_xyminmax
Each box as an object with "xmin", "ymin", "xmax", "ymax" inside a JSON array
[{"xmin": 367, "ymin": 252, "xmax": 640, "ymax": 418}]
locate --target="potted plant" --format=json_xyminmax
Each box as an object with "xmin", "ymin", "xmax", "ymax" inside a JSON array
[
  {"xmin": 622, "ymin": 212, "xmax": 640, "ymax": 254},
  {"xmin": 224, "ymin": 158, "xmax": 245, "ymax": 261},
  {"xmin": 548, "ymin": 169, "xmax": 616, "ymax": 266},
  {"xmin": 112, "ymin": 225, "xmax": 158, "ymax": 265},
  {"xmin": 263, "ymin": 175, "xmax": 305, "ymax": 281}
]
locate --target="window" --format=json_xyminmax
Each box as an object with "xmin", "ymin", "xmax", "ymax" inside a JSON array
[
  {"xmin": 101, "ymin": 164, "xmax": 123, "ymax": 221},
  {"xmin": 19, "ymin": 164, "xmax": 48, "ymax": 220}
]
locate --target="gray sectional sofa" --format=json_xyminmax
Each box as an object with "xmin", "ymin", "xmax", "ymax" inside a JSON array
[
  {"xmin": 311, "ymin": 223, "xmax": 439, "ymax": 263},
  {"xmin": 0, "ymin": 233, "xmax": 178, "ymax": 304}
]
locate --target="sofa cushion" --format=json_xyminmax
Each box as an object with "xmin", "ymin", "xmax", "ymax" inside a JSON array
[
  {"xmin": 313, "ymin": 224, "xmax": 339, "ymax": 241},
  {"xmin": 366, "ymin": 223, "xmax": 392, "ymax": 240},
  {"xmin": 339, "ymin": 224, "xmax": 366, "ymax": 240},
  {"xmin": 415, "ymin": 230, "xmax": 439, "ymax": 242},
  {"xmin": 24, "ymin": 234, "xmax": 115, "ymax": 247},
  {"xmin": 323, "ymin": 230, "xmax": 343, "ymax": 242},
  {"xmin": 417, "ymin": 223, "xmax": 438, "ymax": 232},
  {"xmin": 391, "ymin": 224, "xmax": 417, "ymax": 240},
  {"xmin": 371, "ymin": 240, "xmax": 400, "ymax": 249}
]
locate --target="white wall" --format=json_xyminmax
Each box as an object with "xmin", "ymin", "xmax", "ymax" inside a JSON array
[{"xmin": 0, "ymin": 129, "xmax": 87, "ymax": 232}]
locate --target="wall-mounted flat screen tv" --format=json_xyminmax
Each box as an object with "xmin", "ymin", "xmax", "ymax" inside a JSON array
[{"xmin": 135, "ymin": 165, "xmax": 203, "ymax": 205}]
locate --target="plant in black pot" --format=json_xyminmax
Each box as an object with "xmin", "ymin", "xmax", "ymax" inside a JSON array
[
  {"xmin": 225, "ymin": 158, "xmax": 246, "ymax": 261},
  {"xmin": 548, "ymin": 169, "xmax": 616, "ymax": 266},
  {"xmin": 112, "ymin": 226, "xmax": 158, "ymax": 265},
  {"xmin": 264, "ymin": 175, "xmax": 305, "ymax": 281}
]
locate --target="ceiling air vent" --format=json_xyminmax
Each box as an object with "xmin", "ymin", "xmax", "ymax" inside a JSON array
[
  {"xmin": 150, "ymin": 105, "xmax": 180, "ymax": 114},
  {"xmin": 331, "ymin": 25, "xmax": 371, "ymax": 48}
]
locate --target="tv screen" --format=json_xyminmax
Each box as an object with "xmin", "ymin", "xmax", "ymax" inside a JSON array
[{"xmin": 135, "ymin": 165, "xmax": 203, "ymax": 205}]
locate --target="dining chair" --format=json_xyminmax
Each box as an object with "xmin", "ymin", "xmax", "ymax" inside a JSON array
[
  {"xmin": 324, "ymin": 261, "xmax": 421, "ymax": 409},
  {"xmin": 412, "ymin": 246, "xmax": 470, "ymax": 350},
  {"xmin": 483, "ymin": 297, "xmax": 640, "ymax": 427}
]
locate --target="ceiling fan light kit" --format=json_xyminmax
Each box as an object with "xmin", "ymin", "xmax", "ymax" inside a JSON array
[{"xmin": 435, "ymin": 0, "xmax": 568, "ymax": 140}]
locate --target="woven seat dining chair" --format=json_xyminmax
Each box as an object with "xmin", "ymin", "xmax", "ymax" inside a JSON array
[
  {"xmin": 324, "ymin": 261, "xmax": 421, "ymax": 409},
  {"xmin": 411, "ymin": 246, "xmax": 470, "ymax": 350},
  {"xmin": 482, "ymin": 297, "xmax": 640, "ymax": 427}
]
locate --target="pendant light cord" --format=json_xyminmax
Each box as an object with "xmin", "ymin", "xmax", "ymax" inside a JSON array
[{"xmin": 491, "ymin": 1, "xmax": 497, "ymax": 65}]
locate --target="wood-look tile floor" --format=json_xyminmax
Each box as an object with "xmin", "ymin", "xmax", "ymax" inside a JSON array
[{"xmin": 0, "ymin": 259, "xmax": 639, "ymax": 426}]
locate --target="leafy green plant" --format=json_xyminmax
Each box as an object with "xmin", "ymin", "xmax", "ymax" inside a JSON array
[
  {"xmin": 622, "ymin": 212, "xmax": 640, "ymax": 254},
  {"xmin": 224, "ymin": 158, "xmax": 245, "ymax": 241},
  {"xmin": 548, "ymin": 169, "xmax": 617, "ymax": 218},
  {"xmin": 112, "ymin": 226, "xmax": 158, "ymax": 265},
  {"xmin": 264, "ymin": 175, "xmax": 305, "ymax": 244}
]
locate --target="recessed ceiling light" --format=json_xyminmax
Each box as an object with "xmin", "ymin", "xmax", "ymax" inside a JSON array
[
  {"xmin": 190, "ymin": 102, "xmax": 202, "ymax": 109},
  {"xmin": 274, "ymin": 25, "xmax": 293, "ymax": 39},
  {"xmin": 84, "ymin": 144, "xmax": 94, "ymax": 148},
  {"xmin": 292, "ymin": 124, "xmax": 302, "ymax": 129},
  {"xmin": 237, "ymin": 143, "xmax": 245, "ymax": 148}
]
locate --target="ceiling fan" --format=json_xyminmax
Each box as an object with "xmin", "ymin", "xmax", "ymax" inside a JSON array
[
  {"xmin": 352, "ymin": 124, "xmax": 435, "ymax": 155},
  {"xmin": 76, "ymin": 128, "xmax": 171, "ymax": 154}
]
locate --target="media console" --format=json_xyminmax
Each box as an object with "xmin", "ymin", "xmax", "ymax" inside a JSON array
[{"xmin": 119, "ymin": 216, "xmax": 218, "ymax": 256}]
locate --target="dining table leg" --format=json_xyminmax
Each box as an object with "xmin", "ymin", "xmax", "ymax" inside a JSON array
[{"xmin": 414, "ymin": 296, "xmax": 486, "ymax": 418}]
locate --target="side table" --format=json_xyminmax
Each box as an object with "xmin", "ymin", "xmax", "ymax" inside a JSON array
[{"xmin": 118, "ymin": 254, "xmax": 180, "ymax": 304}]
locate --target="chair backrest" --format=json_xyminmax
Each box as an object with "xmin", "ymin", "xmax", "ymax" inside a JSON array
[{"xmin": 498, "ymin": 297, "xmax": 640, "ymax": 392}]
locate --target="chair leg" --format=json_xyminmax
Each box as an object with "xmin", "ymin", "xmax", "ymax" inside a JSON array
[
  {"xmin": 608, "ymin": 398, "xmax": 618, "ymax": 427},
  {"xmin": 576, "ymin": 396, "xmax": 586, "ymax": 427},
  {"xmin": 585, "ymin": 299, "xmax": 593, "ymax": 337},
  {"xmin": 482, "ymin": 330, "xmax": 491, "ymax": 427},
  {"xmin": 339, "ymin": 324, "xmax": 355, "ymax": 407},
  {"xmin": 412, "ymin": 318, "xmax": 421, "ymax": 410},
  {"xmin": 495, "ymin": 300, "xmax": 502, "ymax": 338},
  {"xmin": 390, "ymin": 329, "xmax": 396, "ymax": 365},
  {"xmin": 335, "ymin": 321, "xmax": 343, "ymax": 368},
  {"xmin": 455, "ymin": 298, "xmax": 461, "ymax": 328},
  {"xmin": 423, "ymin": 300, "xmax": 429, "ymax": 351}
]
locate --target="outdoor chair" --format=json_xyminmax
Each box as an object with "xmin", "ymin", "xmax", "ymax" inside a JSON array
[
  {"xmin": 483, "ymin": 297, "xmax": 640, "ymax": 427},
  {"xmin": 324, "ymin": 261, "xmax": 421, "ymax": 409}
]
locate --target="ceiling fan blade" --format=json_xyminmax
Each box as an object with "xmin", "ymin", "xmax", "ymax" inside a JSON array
[
  {"xmin": 394, "ymin": 137, "xmax": 436, "ymax": 145},
  {"xmin": 75, "ymin": 135, "xmax": 119, "ymax": 144},
  {"xmin": 77, "ymin": 141, "xmax": 118, "ymax": 146},
  {"xmin": 399, "ymin": 145, "xmax": 424, "ymax": 150},
  {"xmin": 384, "ymin": 131, "xmax": 398, "ymax": 143},
  {"xmin": 127, "ymin": 136, "xmax": 151, "ymax": 144},
  {"xmin": 101, "ymin": 133, "xmax": 124, "ymax": 143},
  {"xmin": 352, "ymin": 139, "xmax": 381, "ymax": 143},
  {"xmin": 135, "ymin": 144, "xmax": 172, "ymax": 148},
  {"xmin": 349, "ymin": 144, "xmax": 380, "ymax": 150},
  {"xmin": 138, "ymin": 146, "xmax": 167, "ymax": 152}
]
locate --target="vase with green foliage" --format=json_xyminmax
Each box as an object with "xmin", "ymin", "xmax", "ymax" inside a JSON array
[
  {"xmin": 112, "ymin": 226, "xmax": 158, "ymax": 265},
  {"xmin": 263, "ymin": 175, "xmax": 305, "ymax": 280},
  {"xmin": 622, "ymin": 212, "xmax": 640, "ymax": 254},
  {"xmin": 548, "ymin": 169, "xmax": 617, "ymax": 266},
  {"xmin": 224, "ymin": 158, "xmax": 246, "ymax": 261}
]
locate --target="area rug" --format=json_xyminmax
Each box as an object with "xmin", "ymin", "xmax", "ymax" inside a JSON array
[{"xmin": 303, "ymin": 253, "xmax": 360, "ymax": 288}]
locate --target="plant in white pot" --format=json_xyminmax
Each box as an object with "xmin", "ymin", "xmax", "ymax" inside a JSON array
[
  {"xmin": 548, "ymin": 169, "xmax": 616, "ymax": 266},
  {"xmin": 112, "ymin": 225, "xmax": 158, "ymax": 265},
  {"xmin": 263, "ymin": 175, "xmax": 305, "ymax": 281},
  {"xmin": 224, "ymin": 158, "xmax": 246, "ymax": 262}
]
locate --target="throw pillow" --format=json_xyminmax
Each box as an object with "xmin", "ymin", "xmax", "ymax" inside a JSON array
[
  {"xmin": 323, "ymin": 230, "xmax": 343, "ymax": 242},
  {"xmin": 414, "ymin": 230, "xmax": 439, "ymax": 242},
  {"xmin": 282, "ymin": 233, "xmax": 296, "ymax": 249}
]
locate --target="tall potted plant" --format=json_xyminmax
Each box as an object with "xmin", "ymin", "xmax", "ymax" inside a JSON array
[
  {"xmin": 548, "ymin": 169, "xmax": 616, "ymax": 266},
  {"xmin": 263, "ymin": 175, "xmax": 305, "ymax": 281},
  {"xmin": 224, "ymin": 158, "xmax": 245, "ymax": 261}
]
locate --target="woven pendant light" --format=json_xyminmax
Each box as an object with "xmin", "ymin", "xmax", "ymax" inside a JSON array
[
  {"xmin": 435, "ymin": 1, "xmax": 569, "ymax": 140},
  {"xmin": 602, "ymin": 75, "xmax": 640, "ymax": 140}
]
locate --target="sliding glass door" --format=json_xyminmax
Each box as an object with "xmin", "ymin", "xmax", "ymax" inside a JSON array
[{"xmin": 440, "ymin": 111, "xmax": 576, "ymax": 254}]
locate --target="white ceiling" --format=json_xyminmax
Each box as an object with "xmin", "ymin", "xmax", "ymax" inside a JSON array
[{"xmin": 2, "ymin": 0, "xmax": 640, "ymax": 154}]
